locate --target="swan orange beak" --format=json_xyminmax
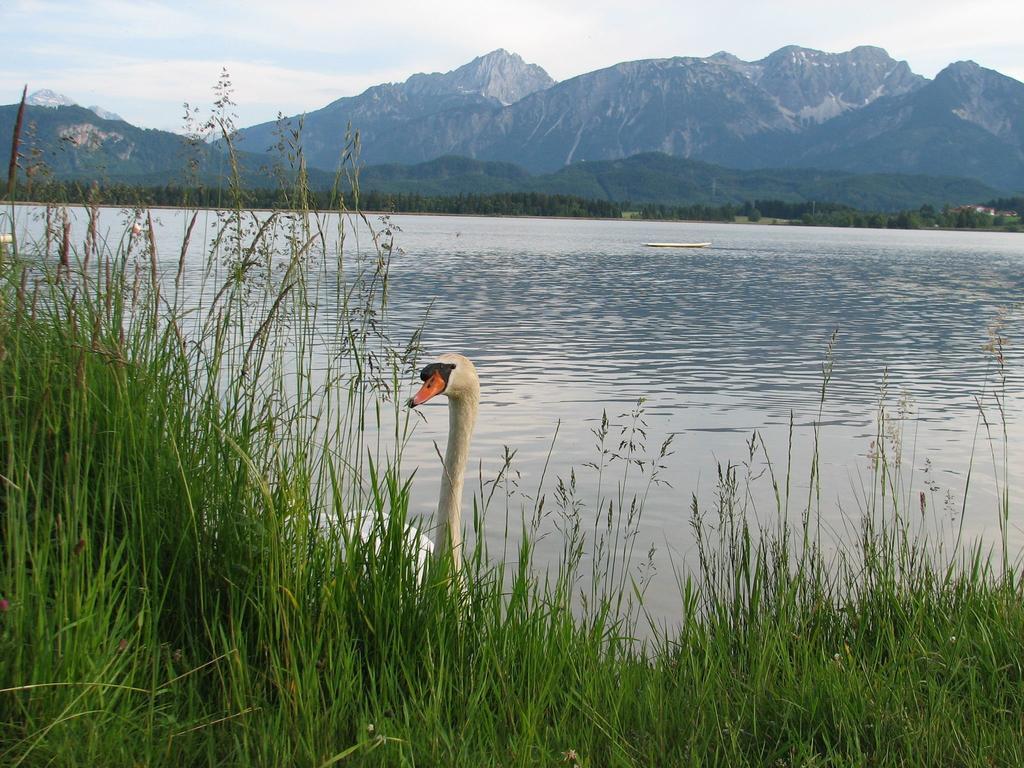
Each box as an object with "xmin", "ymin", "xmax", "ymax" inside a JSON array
[{"xmin": 409, "ymin": 370, "xmax": 446, "ymax": 407}]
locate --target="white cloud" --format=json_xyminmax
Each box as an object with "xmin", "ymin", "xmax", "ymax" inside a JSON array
[{"xmin": 2, "ymin": 54, "xmax": 418, "ymax": 130}]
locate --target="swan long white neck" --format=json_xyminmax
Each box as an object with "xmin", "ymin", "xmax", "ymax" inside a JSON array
[{"xmin": 435, "ymin": 390, "xmax": 478, "ymax": 570}]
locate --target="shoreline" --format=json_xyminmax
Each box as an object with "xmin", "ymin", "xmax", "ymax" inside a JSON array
[{"xmin": 5, "ymin": 199, "xmax": 1019, "ymax": 234}]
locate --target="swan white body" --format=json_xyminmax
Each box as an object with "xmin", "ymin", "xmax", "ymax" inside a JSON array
[
  {"xmin": 319, "ymin": 509, "xmax": 435, "ymax": 575},
  {"xmin": 319, "ymin": 353, "xmax": 479, "ymax": 573}
]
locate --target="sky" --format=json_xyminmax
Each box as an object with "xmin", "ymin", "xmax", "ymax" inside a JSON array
[{"xmin": 3, "ymin": 0, "xmax": 1023, "ymax": 132}]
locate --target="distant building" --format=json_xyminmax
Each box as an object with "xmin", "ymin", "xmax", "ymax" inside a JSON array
[{"xmin": 951, "ymin": 205, "xmax": 1018, "ymax": 217}]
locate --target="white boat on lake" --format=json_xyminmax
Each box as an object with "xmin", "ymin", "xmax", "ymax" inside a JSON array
[{"xmin": 643, "ymin": 241, "xmax": 712, "ymax": 248}]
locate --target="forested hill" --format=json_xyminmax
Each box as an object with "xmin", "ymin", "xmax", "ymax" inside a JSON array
[
  {"xmin": 0, "ymin": 103, "xmax": 1004, "ymax": 212},
  {"xmin": 352, "ymin": 154, "xmax": 1001, "ymax": 212}
]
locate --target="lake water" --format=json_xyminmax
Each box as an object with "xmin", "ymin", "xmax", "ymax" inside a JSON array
[
  {"xmin": 385, "ymin": 216, "xmax": 1023, "ymax": 589},
  {"xmin": 10, "ymin": 206, "xmax": 1024, "ymax": 617}
]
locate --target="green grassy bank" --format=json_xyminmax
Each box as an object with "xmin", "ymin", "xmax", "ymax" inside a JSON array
[{"xmin": 0, "ymin": 199, "xmax": 1022, "ymax": 767}]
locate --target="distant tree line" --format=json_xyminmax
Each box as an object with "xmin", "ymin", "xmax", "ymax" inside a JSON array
[
  {"xmin": 635, "ymin": 202, "xmax": 739, "ymax": 222},
  {"xmin": 355, "ymin": 190, "xmax": 623, "ymax": 218},
  {"xmin": 638, "ymin": 198, "xmax": 1021, "ymax": 231},
  {"xmin": 11, "ymin": 182, "xmax": 1020, "ymax": 232},
  {"xmin": 791, "ymin": 202, "xmax": 1020, "ymax": 231},
  {"xmin": 13, "ymin": 182, "xmax": 623, "ymax": 219}
]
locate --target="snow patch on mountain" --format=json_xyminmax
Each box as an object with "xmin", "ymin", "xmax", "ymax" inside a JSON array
[
  {"xmin": 27, "ymin": 89, "xmax": 123, "ymax": 121},
  {"xmin": 27, "ymin": 89, "xmax": 77, "ymax": 108}
]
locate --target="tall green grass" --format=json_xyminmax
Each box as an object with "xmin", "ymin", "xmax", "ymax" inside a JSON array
[{"xmin": 2, "ymin": 180, "xmax": 1022, "ymax": 765}]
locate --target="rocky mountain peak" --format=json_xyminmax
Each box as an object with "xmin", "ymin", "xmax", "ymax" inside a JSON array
[
  {"xmin": 749, "ymin": 45, "xmax": 925, "ymax": 123},
  {"xmin": 26, "ymin": 89, "xmax": 123, "ymax": 121},
  {"xmin": 27, "ymin": 89, "xmax": 77, "ymax": 108},
  {"xmin": 707, "ymin": 51, "xmax": 743, "ymax": 65},
  {"xmin": 935, "ymin": 60, "xmax": 987, "ymax": 86},
  {"xmin": 87, "ymin": 104, "xmax": 124, "ymax": 121},
  {"xmin": 440, "ymin": 49, "xmax": 555, "ymax": 105},
  {"xmin": 931, "ymin": 60, "xmax": 1024, "ymax": 142}
]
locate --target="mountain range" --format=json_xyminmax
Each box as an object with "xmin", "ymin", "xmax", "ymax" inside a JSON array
[
  {"xmin": 3, "ymin": 45, "xmax": 1022, "ymax": 209},
  {"xmin": 234, "ymin": 46, "xmax": 1024, "ymax": 191}
]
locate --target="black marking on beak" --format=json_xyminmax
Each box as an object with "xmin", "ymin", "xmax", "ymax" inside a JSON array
[{"xmin": 419, "ymin": 362, "xmax": 456, "ymax": 383}]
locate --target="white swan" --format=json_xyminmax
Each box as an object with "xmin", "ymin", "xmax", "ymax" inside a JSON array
[
  {"xmin": 407, "ymin": 352, "xmax": 479, "ymax": 570},
  {"xmin": 320, "ymin": 353, "xmax": 479, "ymax": 573}
]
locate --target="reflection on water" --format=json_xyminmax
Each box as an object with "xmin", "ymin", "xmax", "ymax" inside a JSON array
[{"xmin": 12, "ymin": 206, "xmax": 1024, "ymax": 616}]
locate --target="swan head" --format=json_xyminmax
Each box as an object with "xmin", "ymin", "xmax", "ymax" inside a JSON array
[{"xmin": 409, "ymin": 353, "xmax": 479, "ymax": 407}]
